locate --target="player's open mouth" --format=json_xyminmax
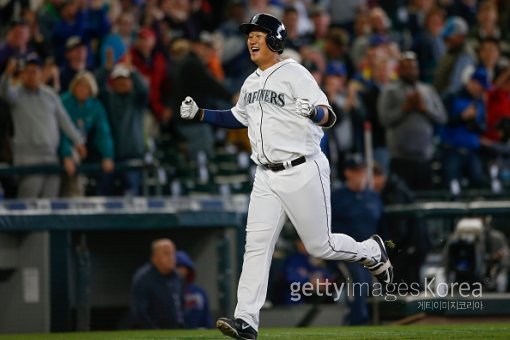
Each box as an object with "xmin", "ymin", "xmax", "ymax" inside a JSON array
[{"xmin": 250, "ymin": 47, "xmax": 260, "ymax": 56}]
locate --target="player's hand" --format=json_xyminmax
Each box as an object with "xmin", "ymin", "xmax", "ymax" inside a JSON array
[
  {"xmin": 295, "ymin": 98, "xmax": 314, "ymax": 118},
  {"xmin": 180, "ymin": 96, "xmax": 199, "ymax": 120}
]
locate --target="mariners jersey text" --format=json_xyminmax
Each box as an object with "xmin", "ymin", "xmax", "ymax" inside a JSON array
[{"xmin": 244, "ymin": 89, "xmax": 285, "ymax": 107}]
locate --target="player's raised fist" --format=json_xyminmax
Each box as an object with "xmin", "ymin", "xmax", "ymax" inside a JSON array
[
  {"xmin": 180, "ymin": 96, "xmax": 199, "ymax": 120},
  {"xmin": 295, "ymin": 98, "xmax": 314, "ymax": 118}
]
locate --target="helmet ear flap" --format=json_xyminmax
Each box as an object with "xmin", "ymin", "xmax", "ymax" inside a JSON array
[{"xmin": 266, "ymin": 35, "xmax": 283, "ymax": 53}]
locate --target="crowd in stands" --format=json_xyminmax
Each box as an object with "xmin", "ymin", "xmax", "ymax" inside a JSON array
[{"xmin": 0, "ymin": 0, "xmax": 510, "ymax": 199}]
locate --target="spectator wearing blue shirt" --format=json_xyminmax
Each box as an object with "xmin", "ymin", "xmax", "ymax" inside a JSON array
[
  {"xmin": 440, "ymin": 67, "xmax": 490, "ymax": 189},
  {"xmin": 129, "ymin": 239, "xmax": 185, "ymax": 329},
  {"xmin": 331, "ymin": 154, "xmax": 384, "ymax": 325},
  {"xmin": 175, "ymin": 251, "xmax": 213, "ymax": 329}
]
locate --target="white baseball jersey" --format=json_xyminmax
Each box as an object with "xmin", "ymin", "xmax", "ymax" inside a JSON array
[{"xmin": 231, "ymin": 58, "xmax": 332, "ymax": 165}]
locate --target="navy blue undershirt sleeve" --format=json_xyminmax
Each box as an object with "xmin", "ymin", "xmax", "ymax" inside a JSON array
[{"xmin": 202, "ymin": 109, "xmax": 246, "ymax": 129}]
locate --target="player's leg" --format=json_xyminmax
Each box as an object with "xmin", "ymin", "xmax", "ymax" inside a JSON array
[
  {"xmin": 275, "ymin": 154, "xmax": 392, "ymax": 283},
  {"xmin": 231, "ymin": 167, "xmax": 287, "ymax": 331}
]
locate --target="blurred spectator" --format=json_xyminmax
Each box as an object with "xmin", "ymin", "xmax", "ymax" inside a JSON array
[
  {"xmin": 96, "ymin": 55, "xmax": 148, "ymax": 196},
  {"xmin": 330, "ymin": 154, "xmax": 383, "ymax": 325},
  {"xmin": 439, "ymin": 67, "xmax": 490, "ymax": 190},
  {"xmin": 276, "ymin": 237, "xmax": 334, "ymax": 305},
  {"xmin": 38, "ymin": 0, "xmax": 65, "ymax": 45},
  {"xmin": 52, "ymin": 0, "xmax": 111, "ymax": 68},
  {"xmin": 411, "ymin": 7, "xmax": 446, "ymax": 83},
  {"xmin": 473, "ymin": 38, "xmax": 508, "ymax": 83},
  {"xmin": 0, "ymin": 0, "xmax": 30, "ymax": 35},
  {"xmin": 322, "ymin": 61, "xmax": 364, "ymax": 173},
  {"xmin": 467, "ymin": 0, "xmax": 509, "ymax": 56},
  {"xmin": 305, "ymin": 4, "xmax": 331, "ymax": 49},
  {"xmin": 484, "ymin": 66, "xmax": 510, "ymax": 142},
  {"xmin": 129, "ymin": 238, "xmax": 185, "ymax": 329},
  {"xmin": 100, "ymin": 11, "xmax": 137, "ymax": 67},
  {"xmin": 361, "ymin": 56, "xmax": 393, "ymax": 172},
  {"xmin": 161, "ymin": 0, "xmax": 201, "ymax": 41},
  {"xmin": 60, "ymin": 71, "xmax": 114, "ymax": 197},
  {"xmin": 215, "ymin": 0, "xmax": 253, "ymax": 92},
  {"xmin": 175, "ymin": 251, "xmax": 213, "ymax": 329},
  {"xmin": 245, "ymin": 0, "xmax": 282, "ymax": 22},
  {"xmin": 405, "ymin": 0, "xmax": 438, "ymax": 40},
  {"xmin": 372, "ymin": 163, "xmax": 427, "ymax": 286},
  {"xmin": 434, "ymin": 16, "xmax": 476, "ymax": 97},
  {"xmin": 22, "ymin": 9, "xmax": 50, "ymax": 62},
  {"xmin": 378, "ymin": 51, "xmax": 447, "ymax": 191},
  {"xmin": 281, "ymin": 5, "xmax": 311, "ymax": 51},
  {"xmin": 351, "ymin": 7, "xmax": 400, "ymax": 69},
  {"xmin": 170, "ymin": 38, "xmax": 233, "ymax": 158},
  {"xmin": 323, "ymin": 27, "xmax": 354, "ymax": 74},
  {"xmin": 0, "ymin": 19, "xmax": 32, "ymax": 73},
  {"xmin": 125, "ymin": 28, "xmax": 170, "ymax": 123},
  {"xmin": 0, "ymin": 55, "xmax": 85, "ymax": 198},
  {"xmin": 60, "ymin": 36, "xmax": 91, "ymax": 92},
  {"xmin": 329, "ymin": 0, "xmax": 368, "ymax": 36}
]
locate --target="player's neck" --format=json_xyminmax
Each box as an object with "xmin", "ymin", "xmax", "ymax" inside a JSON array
[{"xmin": 258, "ymin": 54, "xmax": 284, "ymax": 71}]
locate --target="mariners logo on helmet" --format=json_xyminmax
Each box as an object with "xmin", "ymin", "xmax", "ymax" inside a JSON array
[{"xmin": 239, "ymin": 13, "xmax": 287, "ymax": 54}]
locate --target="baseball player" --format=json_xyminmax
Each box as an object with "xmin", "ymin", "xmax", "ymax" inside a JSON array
[{"xmin": 180, "ymin": 13, "xmax": 393, "ymax": 340}]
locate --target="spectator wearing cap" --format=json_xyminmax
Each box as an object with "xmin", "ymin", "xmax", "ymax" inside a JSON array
[
  {"xmin": 96, "ymin": 56, "xmax": 148, "ymax": 196},
  {"xmin": 439, "ymin": 67, "xmax": 490, "ymax": 190},
  {"xmin": 0, "ymin": 55, "xmax": 86, "ymax": 198},
  {"xmin": 175, "ymin": 251, "xmax": 213, "ymax": 329},
  {"xmin": 60, "ymin": 71, "xmax": 114, "ymax": 196},
  {"xmin": 0, "ymin": 19, "xmax": 32, "ymax": 74},
  {"xmin": 330, "ymin": 153, "xmax": 384, "ymax": 325},
  {"xmin": 122, "ymin": 28, "xmax": 171, "ymax": 123},
  {"xmin": 59, "ymin": 36, "xmax": 91, "ymax": 93},
  {"xmin": 378, "ymin": 51, "xmax": 447, "ymax": 191},
  {"xmin": 52, "ymin": 0, "xmax": 111, "ymax": 68},
  {"xmin": 434, "ymin": 16, "xmax": 476, "ymax": 97},
  {"xmin": 322, "ymin": 61, "xmax": 364, "ymax": 176}
]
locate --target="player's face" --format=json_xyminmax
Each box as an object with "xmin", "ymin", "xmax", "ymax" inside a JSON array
[{"xmin": 247, "ymin": 30, "xmax": 276, "ymax": 70}]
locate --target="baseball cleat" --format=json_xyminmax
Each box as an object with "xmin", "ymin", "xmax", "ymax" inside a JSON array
[
  {"xmin": 216, "ymin": 317, "xmax": 258, "ymax": 340},
  {"xmin": 365, "ymin": 234, "xmax": 394, "ymax": 284}
]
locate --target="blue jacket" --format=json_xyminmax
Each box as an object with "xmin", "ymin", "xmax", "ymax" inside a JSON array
[
  {"xmin": 60, "ymin": 92, "xmax": 114, "ymax": 159},
  {"xmin": 440, "ymin": 88, "xmax": 485, "ymax": 150},
  {"xmin": 331, "ymin": 186, "xmax": 384, "ymax": 242}
]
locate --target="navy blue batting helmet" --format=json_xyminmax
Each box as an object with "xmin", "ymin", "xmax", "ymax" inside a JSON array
[{"xmin": 239, "ymin": 13, "xmax": 287, "ymax": 54}]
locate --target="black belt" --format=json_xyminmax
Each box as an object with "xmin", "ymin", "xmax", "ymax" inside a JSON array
[{"xmin": 262, "ymin": 156, "xmax": 306, "ymax": 172}]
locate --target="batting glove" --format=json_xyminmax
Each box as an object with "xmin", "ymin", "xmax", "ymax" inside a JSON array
[
  {"xmin": 295, "ymin": 98, "xmax": 315, "ymax": 118},
  {"xmin": 180, "ymin": 96, "xmax": 200, "ymax": 120}
]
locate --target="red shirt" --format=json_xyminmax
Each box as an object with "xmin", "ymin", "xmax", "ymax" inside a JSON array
[{"xmin": 485, "ymin": 88, "xmax": 510, "ymax": 141}]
